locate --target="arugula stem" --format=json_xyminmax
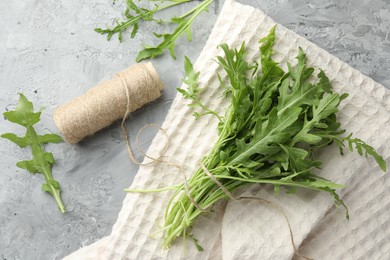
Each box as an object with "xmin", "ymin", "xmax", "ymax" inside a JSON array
[
  {"xmin": 194, "ymin": 97, "xmax": 223, "ymax": 122},
  {"xmin": 28, "ymin": 127, "xmax": 66, "ymax": 213},
  {"xmin": 174, "ymin": 3, "xmax": 198, "ymax": 20},
  {"xmin": 151, "ymin": 0, "xmax": 193, "ymax": 18},
  {"xmin": 51, "ymin": 187, "xmax": 66, "ymax": 213}
]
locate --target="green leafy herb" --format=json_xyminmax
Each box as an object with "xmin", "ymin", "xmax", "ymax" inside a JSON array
[
  {"xmin": 95, "ymin": 0, "xmax": 214, "ymax": 61},
  {"xmin": 177, "ymin": 56, "xmax": 222, "ymax": 120},
  {"xmin": 339, "ymin": 134, "xmax": 386, "ymax": 171},
  {"xmin": 2, "ymin": 94, "xmax": 66, "ymax": 213},
  {"xmin": 154, "ymin": 26, "xmax": 385, "ymax": 248},
  {"xmin": 136, "ymin": 0, "xmax": 214, "ymax": 62},
  {"xmin": 95, "ymin": 0, "xmax": 191, "ymax": 42}
]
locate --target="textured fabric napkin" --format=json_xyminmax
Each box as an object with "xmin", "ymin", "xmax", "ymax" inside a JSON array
[{"xmin": 65, "ymin": 0, "xmax": 390, "ymax": 259}]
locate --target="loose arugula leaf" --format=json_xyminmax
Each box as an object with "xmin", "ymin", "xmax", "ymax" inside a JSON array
[
  {"xmin": 136, "ymin": 0, "xmax": 213, "ymax": 62},
  {"xmin": 177, "ymin": 56, "xmax": 222, "ymax": 121},
  {"xmin": 95, "ymin": 0, "xmax": 214, "ymax": 61},
  {"xmin": 95, "ymin": 0, "xmax": 190, "ymax": 42},
  {"xmin": 2, "ymin": 94, "xmax": 66, "ymax": 213},
  {"xmin": 340, "ymin": 134, "xmax": 387, "ymax": 172}
]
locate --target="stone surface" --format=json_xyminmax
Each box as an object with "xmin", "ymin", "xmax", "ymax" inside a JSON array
[{"xmin": 0, "ymin": 0, "xmax": 389, "ymax": 259}]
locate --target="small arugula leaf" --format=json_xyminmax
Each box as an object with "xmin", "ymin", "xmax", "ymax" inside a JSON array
[
  {"xmin": 342, "ymin": 134, "xmax": 387, "ymax": 172},
  {"xmin": 187, "ymin": 234, "xmax": 204, "ymax": 251},
  {"xmin": 2, "ymin": 94, "xmax": 66, "ymax": 213},
  {"xmin": 97, "ymin": 0, "xmax": 215, "ymax": 61},
  {"xmin": 317, "ymin": 70, "xmax": 332, "ymax": 93},
  {"xmin": 177, "ymin": 56, "xmax": 222, "ymax": 121},
  {"xmin": 185, "ymin": 26, "xmax": 192, "ymax": 41},
  {"xmin": 136, "ymin": 0, "xmax": 213, "ymax": 62},
  {"xmin": 183, "ymin": 56, "xmax": 200, "ymax": 92},
  {"xmin": 229, "ymin": 107, "xmax": 302, "ymax": 165},
  {"xmin": 16, "ymin": 159, "xmax": 41, "ymax": 174},
  {"xmin": 95, "ymin": 0, "xmax": 190, "ymax": 42},
  {"xmin": 292, "ymin": 93, "xmax": 341, "ymax": 145},
  {"xmin": 259, "ymin": 25, "xmax": 276, "ymax": 62},
  {"xmin": 37, "ymin": 134, "xmax": 63, "ymax": 145},
  {"xmin": 279, "ymin": 145, "xmax": 322, "ymax": 172},
  {"xmin": 1, "ymin": 133, "xmax": 28, "ymax": 148},
  {"xmin": 3, "ymin": 94, "xmax": 41, "ymax": 127},
  {"xmin": 136, "ymin": 47, "xmax": 164, "ymax": 62}
]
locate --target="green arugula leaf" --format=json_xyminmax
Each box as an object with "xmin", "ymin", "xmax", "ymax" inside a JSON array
[
  {"xmin": 291, "ymin": 92, "xmax": 341, "ymax": 145},
  {"xmin": 229, "ymin": 107, "xmax": 302, "ymax": 165},
  {"xmin": 2, "ymin": 94, "xmax": 66, "ymax": 213},
  {"xmin": 95, "ymin": 0, "xmax": 189, "ymax": 42},
  {"xmin": 3, "ymin": 94, "xmax": 41, "ymax": 127},
  {"xmin": 177, "ymin": 56, "xmax": 222, "ymax": 121},
  {"xmin": 96, "ymin": 0, "xmax": 213, "ymax": 61},
  {"xmin": 341, "ymin": 134, "xmax": 387, "ymax": 172},
  {"xmin": 136, "ymin": 0, "xmax": 213, "ymax": 62},
  {"xmin": 1, "ymin": 133, "xmax": 28, "ymax": 148}
]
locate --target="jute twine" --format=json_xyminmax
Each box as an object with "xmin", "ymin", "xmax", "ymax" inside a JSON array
[{"xmin": 53, "ymin": 62, "xmax": 164, "ymax": 144}]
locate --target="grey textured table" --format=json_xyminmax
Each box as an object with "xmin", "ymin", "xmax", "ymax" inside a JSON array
[{"xmin": 1, "ymin": 0, "xmax": 389, "ymax": 259}]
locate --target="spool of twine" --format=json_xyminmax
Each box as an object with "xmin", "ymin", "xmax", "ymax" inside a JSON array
[{"xmin": 53, "ymin": 62, "xmax": 164, "ymax": 144}]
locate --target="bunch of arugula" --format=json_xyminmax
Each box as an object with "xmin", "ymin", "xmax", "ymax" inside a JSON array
[
  {"xmin": 2, "ymin": 94, "xmax": 66, "ymax": 213},
  {"xmin": 158, "ymin": 27, "xmax": 386, "ymax": 248},
  {"xmin": 95, "ymin": 0, "xmax": 215, "ymax": 62}
]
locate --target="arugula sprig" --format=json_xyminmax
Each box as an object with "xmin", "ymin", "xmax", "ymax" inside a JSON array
[
  {"xmin": 95, "ymin": 0, "xmax": 214, "ymax": 62},
  {"xmin": 136, "ymin": 0, "xmax": 214, "ymax": 62},
  {"xmin": 2, "ymin": 94, "xmax": 66, "ymax": 213},
  {"xmin": 159, "ymin": 26, "xmax": 386, "ymax": 248},
  {"xmin": 338, "ymin": 134, "xmax": 386, "ymax": 171},
  {"xmin": 177, "ymin": 56, "xmax": 222, "ymax": 120},
  {"xmin": 95, "ymin": 0, "xmax": 191, "ymax": 42}
]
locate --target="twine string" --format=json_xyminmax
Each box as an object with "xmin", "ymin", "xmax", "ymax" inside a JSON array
[
  {"xmin": 200, "ymin": 163, "xmax": 235, "ymax": 200},
  {"xmin": 119, "ymin": 75, "xmax": 207, "ymax": 212},
  {"xmin": 117, "ymin": 63, "xmax": 168, "ymax": 166},
  {"xmin": 174, "ymin": 162, "xmax": 210, "ymax": 213},
  {"xmin": 53, "ymin": 62, "xmax": 163, "ymax": 144}
]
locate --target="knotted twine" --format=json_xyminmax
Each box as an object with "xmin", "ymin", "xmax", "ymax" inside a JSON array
[{"xmin": 53, "ymin": 62, "xmax": 164, "ymax": 144}]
